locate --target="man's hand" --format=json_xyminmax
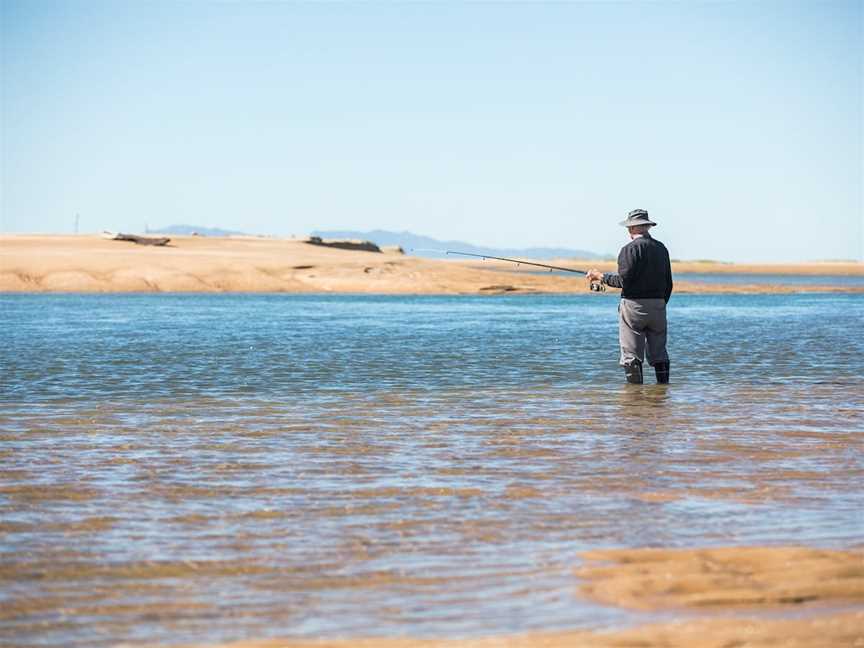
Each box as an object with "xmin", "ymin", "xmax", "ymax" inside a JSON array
[{"xmin": 586, "ymin": 268, "xmax": 604, "ymax": 283}]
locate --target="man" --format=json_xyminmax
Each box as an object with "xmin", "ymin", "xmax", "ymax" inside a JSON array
[{"xmin": 586, "ymin": 209, "xmax": 673, "ymax": 384}]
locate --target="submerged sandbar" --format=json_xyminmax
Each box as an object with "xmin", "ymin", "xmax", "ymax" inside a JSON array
[{"xmin": 181, "ymin": 546, "xmax": 864, "ymax": 648}]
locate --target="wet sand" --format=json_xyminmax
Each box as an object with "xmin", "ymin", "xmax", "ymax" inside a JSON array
[
  {"xmin": 576, "ymin": 545, "xmax": 864, "ymax": 611},
  {"xmin": 1, "ymin": 234, "xmax": 861, "ymax": 294},
  {"xmin": 183, "ymin": 547, "xmax": 863, "ymax": 648}
]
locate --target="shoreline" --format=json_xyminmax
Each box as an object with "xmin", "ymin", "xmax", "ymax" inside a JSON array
[{"xmin": 1, "ymin": 235, "xmax": 861, "ymax": 295}]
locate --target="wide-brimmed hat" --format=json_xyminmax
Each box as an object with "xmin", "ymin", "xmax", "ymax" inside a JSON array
[{"xmin": 619, "ymin": 209, "xmax": 657, "ymax": 228}]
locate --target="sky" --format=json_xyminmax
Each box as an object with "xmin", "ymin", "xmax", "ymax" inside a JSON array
[{"xmin": 1, "ymin": 0, "xmax": 861, "ymax": 262}]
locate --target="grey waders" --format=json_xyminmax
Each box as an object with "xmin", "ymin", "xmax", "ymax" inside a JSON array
[
  {"xmin": 624, "ymin": 359, "xmax": 643, "ymax": 384},
  {"xmin": 623, "ymin": 359, "xmax": 669, "ymax": 385},
  {"xmin": 619, "ymin": 298, "xmax": 669, "ymax": 385}
]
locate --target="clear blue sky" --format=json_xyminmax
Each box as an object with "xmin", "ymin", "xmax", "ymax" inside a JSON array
[{"xmin": 2, "ymin": 0, "xmax": 861, "ymax": 261}]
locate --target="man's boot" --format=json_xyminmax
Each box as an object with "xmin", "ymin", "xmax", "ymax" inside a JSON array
[
  {"xmin": 654, "ymin": 361, "xmax": 670, "ymax": 384},
  {"xmin": 624, "ymin": 359, "xmax": 643, "ymax": 384}
]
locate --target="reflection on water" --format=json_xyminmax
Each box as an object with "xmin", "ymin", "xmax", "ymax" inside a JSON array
[{"xmin": 1, "ymin": 294, "xmax": 862, "ymax": 646}]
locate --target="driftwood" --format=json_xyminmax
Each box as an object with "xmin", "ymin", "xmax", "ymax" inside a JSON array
[
  {"xmin": 305, "ymin": 236, "xmax": 381, "ymax": 253},
  {"xmin": 102, "ymin": 231, "xmax": 171, "ymax": 246}
]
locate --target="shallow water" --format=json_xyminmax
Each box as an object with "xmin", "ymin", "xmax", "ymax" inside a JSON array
[
  {"xmin": 1, "ymin": 293, "xmax": 862, "ymax": 646},
  {"xmin": 672, "ymin": 272, "xmax": 864, "ymax": 286},
  {"xmin": 518, "ymin": 268, "xmax": 864, "ymax": 286}
]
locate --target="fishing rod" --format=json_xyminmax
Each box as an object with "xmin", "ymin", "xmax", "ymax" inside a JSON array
[{"xmin": 445, "ymin": 250, "xmax": 605, "ymax": 291}]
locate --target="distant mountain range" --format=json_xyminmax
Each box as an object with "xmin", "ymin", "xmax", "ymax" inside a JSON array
[
  {"xmin": 150, "ymin": 225, "xmax": 608, "ymax": 260},
  {"xmin": 147, "ymin": 224, "xmax": 248, "ymax": 237},
  {"xmin": 312, "ymin": 230, "xmax": 608, "ymax": 260}
]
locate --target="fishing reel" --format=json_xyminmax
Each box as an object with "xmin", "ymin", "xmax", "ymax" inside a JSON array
[{"xmin": 589, "ymin": 281, "xmax": 606, "ymax": 292}]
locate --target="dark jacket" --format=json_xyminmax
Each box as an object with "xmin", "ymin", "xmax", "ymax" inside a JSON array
[{"xmin": 603, "ymin": 234, "xmax": 673, "ymax": 303}]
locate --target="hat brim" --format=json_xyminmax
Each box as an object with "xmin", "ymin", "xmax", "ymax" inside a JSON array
[{"xmin": 619, "ymin": 219, "xmax": 657, "ymax": 227}]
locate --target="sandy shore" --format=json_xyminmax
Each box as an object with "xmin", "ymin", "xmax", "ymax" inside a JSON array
[
  {"xmin": 180, "ymin": 546, "xmax": 863, "ymax": 648},
  {"xmin": 1, "ymin": 235, "xmax": 861, "ymax": 294}
]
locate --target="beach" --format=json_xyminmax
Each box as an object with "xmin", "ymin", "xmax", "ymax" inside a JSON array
[{"xmin": 1, "ymin": 234, "xmax": 861, "ymax": 294}]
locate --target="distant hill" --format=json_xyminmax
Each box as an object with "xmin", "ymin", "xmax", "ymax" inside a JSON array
[
  {"xmin": 312, "ymin": 230, "xmax": 608, "ymax": 260},
  {"xmin": 148, "ymin": 224, "xmax": 249, "ymax": 237},
  {"xmin": 148, "ymin": 226, "xmax": 609, "ymax": 260}
]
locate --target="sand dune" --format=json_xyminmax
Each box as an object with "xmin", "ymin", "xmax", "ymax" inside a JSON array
[{"xmin": 1, "ymin": 235, "xmax": 861, "ymax": 294}]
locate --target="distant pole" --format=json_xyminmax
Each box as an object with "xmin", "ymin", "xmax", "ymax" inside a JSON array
[{"xmin": 75, "ymin": 213, "xmax": 79, "ymax": 234}]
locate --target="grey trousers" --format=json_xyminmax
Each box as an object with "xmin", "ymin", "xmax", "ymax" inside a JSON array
[{"xmin": 618, "ymin": 298, "xmax": 669, "ymax": 367}]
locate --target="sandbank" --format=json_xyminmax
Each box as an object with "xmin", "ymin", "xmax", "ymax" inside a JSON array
[{"xmin": 1, "ymin": 235, "xmax": 861, "ymax": 294}]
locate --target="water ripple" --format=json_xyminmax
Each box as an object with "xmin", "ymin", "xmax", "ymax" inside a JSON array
[{"xmin": 1, "ymin": 293, "xmax": 862, "ymax": 646}]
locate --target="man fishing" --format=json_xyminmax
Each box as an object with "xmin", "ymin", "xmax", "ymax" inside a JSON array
[{"xmin": 586, "ymin": 209, "xmax": 673, "ymax": 385}]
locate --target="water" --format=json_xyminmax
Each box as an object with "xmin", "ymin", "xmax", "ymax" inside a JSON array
[
  {"xmin": 518, "ymin": 268, "xmax": 864, "ymax": 286},
  {"xmin": 673, "ymin": 272, "xmax": 864, "ymax": 286},
  {"xmin": 1, "ymin": 293, "xmax": 862, "ymax": 646}
]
